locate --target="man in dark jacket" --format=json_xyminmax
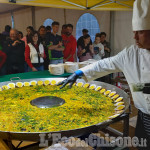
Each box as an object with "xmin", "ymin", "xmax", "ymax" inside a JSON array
[{"xmin": 3, "ymin": 29, "xmax": 25, "ymax": 74}]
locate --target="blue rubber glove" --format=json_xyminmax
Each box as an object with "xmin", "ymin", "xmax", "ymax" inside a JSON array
[
  {"xmin": 57, "ymin": 70, "xmax": 83, "ymax": 89},
  {"xmin": 75, "ymin": 70, "xmax": 83, "ymax": 76}
]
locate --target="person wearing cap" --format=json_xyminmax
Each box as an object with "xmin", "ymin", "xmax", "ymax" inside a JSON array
[{"xmin": 58, "ymin": 0, "xmax": 150, "ymax": 149}]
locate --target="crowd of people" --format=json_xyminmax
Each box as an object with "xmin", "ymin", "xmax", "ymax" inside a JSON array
[{"xmin": 0, "ymin": 22, "xmax": 111, "ymax": 76}]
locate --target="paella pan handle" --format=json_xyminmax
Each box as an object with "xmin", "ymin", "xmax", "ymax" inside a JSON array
[{"xmin": 10, "ymin": 77, "xmax": 21, "ymax": 81}]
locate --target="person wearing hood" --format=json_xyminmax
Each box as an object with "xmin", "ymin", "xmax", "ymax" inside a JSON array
[{"xmin": 58, "ymin": 0, "xmax": 150, "ymax": 149}]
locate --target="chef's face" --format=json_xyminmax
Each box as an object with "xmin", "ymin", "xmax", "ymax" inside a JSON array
[{"xmin": 134, "ymin": 30, "xmax": 150, "ymax": 50}]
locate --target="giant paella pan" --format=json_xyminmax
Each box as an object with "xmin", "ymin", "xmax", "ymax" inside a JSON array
[{"xmin": 0, "ymin": 78, "xmax": 130, "ymax": 141}]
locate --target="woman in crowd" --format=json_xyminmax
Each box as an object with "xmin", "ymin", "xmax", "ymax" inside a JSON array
[
  {"xmin": 93, "ymin": 35, "xmax": 104, "ymax": 60},
  {"xmin": 18, "ymin": 31, "xmax": 23, "ymax": 40},
  {"xmin": 25, "ymin": 31, "xmax": 46, "ymax": 72},
  {"xmin": 77, "ymin": 34, "xmax": 94, "ymax": 62},
  {"xmin": 22, "ymin": 26, "xmax": 34, "ymax": 72},
  {"xmin": 22, "ymin": 26, "xmax": 34, "ymax": 47},
  {"xmin": 38, "ymin": 25, "xmax": 46, "ymax": 42}
]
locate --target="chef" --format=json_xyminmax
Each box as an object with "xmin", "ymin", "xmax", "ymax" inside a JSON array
[{"xmin": 58, "ymin": 0, "xmax": 150, "ymax": 149}]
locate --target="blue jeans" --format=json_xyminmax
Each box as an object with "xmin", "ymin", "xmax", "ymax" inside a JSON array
[
  {"xmin": 28, "ymin": 65, "xmax": 44, "ymax": 72},
  {"xmin": 0, "ymin": 64, "xmax": 7, "ymax": 76},
  {"xmin": 24, "ymin": 62, "xmax": 29, "ymax": 72},
  {"xmin": 50, "ymin": 59, "xmax": 63, "ymax": 64}
]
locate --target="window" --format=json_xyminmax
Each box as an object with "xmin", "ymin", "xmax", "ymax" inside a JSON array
[
  {"xmin": 76, "ymin": 13, "xmax": 100, "ymax": 42},
  {"xmin": 43, "ymin": 18, "xmax": 53, "ymax": 27}
]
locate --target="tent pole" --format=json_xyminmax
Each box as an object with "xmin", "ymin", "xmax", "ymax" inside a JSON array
[
  {"xmin": 86, "ymin": 0, "xmax": 88, "ymax": 8},
  {"xmin": 11, "ymin": 12, "xmax": 14, "ymax": 29},
  {"xmin": 110, "ymin": 11, "xmax": 115, "ymax": 56},
  {"xmin": 31, "ymin": 6, "xmax": 35, "ymax": 29},
  {"xmin": 64, "ymin": 9, "xmax": 67, "ymax": 24}
]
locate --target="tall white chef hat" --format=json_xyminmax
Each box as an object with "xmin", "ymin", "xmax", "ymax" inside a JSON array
[{"xmin": 132, "ymin": 0, "xmax": 150, "ymax": 31}]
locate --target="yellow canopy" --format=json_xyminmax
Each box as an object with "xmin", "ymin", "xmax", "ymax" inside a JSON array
[{"xmin": 0, "ymin": 0, "xmax": 134, "ymax": 11}]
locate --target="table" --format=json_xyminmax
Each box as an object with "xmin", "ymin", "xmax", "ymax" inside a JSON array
[{"xmin": 0, "ymin": 71, "xmax": 71, "ymax": 83}]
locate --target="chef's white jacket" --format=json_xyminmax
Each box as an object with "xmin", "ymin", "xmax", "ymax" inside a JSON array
[{"xmin": 80, "ymin": 44, "xmax": 150, "ymax": 115}]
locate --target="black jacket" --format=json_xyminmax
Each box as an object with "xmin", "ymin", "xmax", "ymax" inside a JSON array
[{"xmin": 3, "ymin": 38, "xmax": 25, "ymax": 72}]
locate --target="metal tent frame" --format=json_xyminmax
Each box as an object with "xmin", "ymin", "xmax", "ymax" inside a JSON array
[
  {"xmin": 0, "ymin": 0, "xmax": 134, "ymax": 10},
  {"xmin": 61, "ymin": 0, "xmax": 133, "ymax": 9}
]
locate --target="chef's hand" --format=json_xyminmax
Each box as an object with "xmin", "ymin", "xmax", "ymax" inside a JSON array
[{"xmin": 57, "ymin": 70, "xmax": 83, "ymax": 89}]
